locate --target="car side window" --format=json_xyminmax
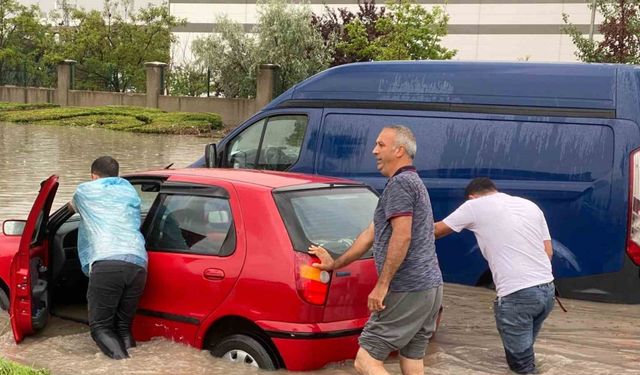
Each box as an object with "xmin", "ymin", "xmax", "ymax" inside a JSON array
[
  {"xmin": 226, "ymin": 115, "xmax": 307, "ymax": 171},
  {"xmin": 132, "ymin": 182, "xmax": 161, "ymax": 214},
  {"xmin": 145, "ymin": 194, "xmax": 236, "ymax": 256}
]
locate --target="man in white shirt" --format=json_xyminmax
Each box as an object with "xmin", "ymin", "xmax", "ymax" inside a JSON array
[{"xmin": 434, "ymin": 177, "xmax": 554, "ymax": 374}]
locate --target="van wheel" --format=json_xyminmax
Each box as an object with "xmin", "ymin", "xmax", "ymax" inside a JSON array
[
  {"xmin": 0, "ymin": 288, "xmax": 8, "ymax": 310},
  {"xmin": 210, "ymin": 334, "xmax": 276, "ymax": 370}
]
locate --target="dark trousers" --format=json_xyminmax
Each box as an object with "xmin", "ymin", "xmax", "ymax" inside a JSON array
[{"xmin": 87, "ymin": 260, "xmax": 147, "ymax": 359}]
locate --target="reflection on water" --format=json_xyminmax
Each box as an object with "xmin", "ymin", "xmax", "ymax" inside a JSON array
[
  {"xmin": 0, "ymin": 284, "xmax": 638, "ymax": 375},
  {"xmin": 0, "ymin": 122, "xmax": 639, "ymax": 374},
  {"xmin": 0, "ymin": 122, "xmax": 208, "ymax": 220}
]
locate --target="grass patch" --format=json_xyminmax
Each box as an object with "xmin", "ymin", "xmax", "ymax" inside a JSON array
[
  {"xmin": 0, "ymin": 103, "xmax": 58, "ymax": 112},
  {"xmin": 0, "ymin": 103, "xmax": 222, "ymax": 136},
  {"xmin": 0, "ymin": 358, "xmax": 49, "ymax": 375}
]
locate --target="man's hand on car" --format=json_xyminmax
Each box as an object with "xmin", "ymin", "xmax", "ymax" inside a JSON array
[{"xmin": 308, "ymin": 245, "xmax": 335, "ymax": 271}]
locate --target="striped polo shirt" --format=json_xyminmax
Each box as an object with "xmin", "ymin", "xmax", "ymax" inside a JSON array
[{"xmin": 372, "ymin": 165, "xmax": 443, "ymax": 292}]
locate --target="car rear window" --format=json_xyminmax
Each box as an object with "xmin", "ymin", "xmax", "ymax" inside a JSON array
[{"xmin": 273, "ymin": 186, "xmax": 378, "ymax": 256}]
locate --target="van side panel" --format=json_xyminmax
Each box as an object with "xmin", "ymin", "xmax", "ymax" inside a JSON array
[{"xmin": 315, "ymin": 110, "xmax": 631, "ymax": 298}]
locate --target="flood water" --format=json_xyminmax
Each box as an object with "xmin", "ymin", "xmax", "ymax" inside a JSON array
[
  {"xmin": 0, "ymin": 121, "xmax": 208, "ymax": 219},
  {"xmin": 0, "ymin": 284, "xmax": 637, "ymax": 375},
  {"xmin": 0, "ymin": 122, "xmax": 639, "ymax": 374}
]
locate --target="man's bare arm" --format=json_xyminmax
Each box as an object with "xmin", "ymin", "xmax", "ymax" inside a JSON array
[
  {"xmin": 544, "ymin": 240, "xmax": 553, "ymax": 260},
  {"xmin": 434, "ymin": 221, "xmax": 454, "ymax": 239},
  {"xmin": 376, "ymin": 216, "xmax": 412, "ymax": 288},
  {"xmin": 309, "ymin": 222, "xmax": 374, "ymax": 270}
]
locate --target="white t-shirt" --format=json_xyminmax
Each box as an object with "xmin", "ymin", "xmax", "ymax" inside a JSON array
[{"xmin": 443, "ymin": 192, "xmax": 553, "ymax": 297}]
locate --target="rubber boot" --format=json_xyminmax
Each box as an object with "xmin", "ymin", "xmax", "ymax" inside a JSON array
[
  {"xmin": 121, "ymin": 332, "xmax": 136, "ymax": 350},
  {"xmin": 91, "ymin": 329, "xmax": 129, "ymax": 360}
]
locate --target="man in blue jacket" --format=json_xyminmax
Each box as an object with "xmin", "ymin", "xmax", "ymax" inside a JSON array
[{"xmin": 69, "ymin": 156, "xmax": 147, "ymax": 359}]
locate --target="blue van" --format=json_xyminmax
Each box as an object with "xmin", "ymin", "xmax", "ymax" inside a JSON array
[{"xmin": 197, "ymin": 61, "xmax": 640, "ymax": 304}]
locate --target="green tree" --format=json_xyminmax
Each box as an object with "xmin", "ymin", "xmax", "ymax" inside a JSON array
[
  {"xmin": 338, "ymin": 19, "xmax": 383, "ymax": 62},
  {"xmin": 0, "ymin": 0, "xmax": 56, "ymax": 86},
  {"xmin": 52, "ymin": 0, "xmax": 183, "ymax": 92},
  {"xmin": 563, "ymin": 0, "xmax": 640, "ymax": 63},
  {"xmin": 312, "ymin": 0, "xmax": 387, "ymax": 65},
  {"xmin": 166, "ymin": 64, "xmax": 209, "ymax": 97},
  {"xmin": 193, "ymin": 0, "xmax": 331, "ymax": 98},
  {"xmin": 339, "ymin": 0, "xmax": 455, "ymax": 61},
  {"xmin": 374, "ymin": 0, "xmax": 455, "ymax": 60},
  {"xmin": 256, "ymin": 0, "xmax": 332, "ymax": 93},
  {"xmin": 192, "ymin": 16, "xmax": 258, "ymax": 98}
]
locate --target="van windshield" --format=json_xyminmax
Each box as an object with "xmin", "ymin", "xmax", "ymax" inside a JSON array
[{"xmin": 274, "ymin": 187, "xmax": 378, "ymax": 256}]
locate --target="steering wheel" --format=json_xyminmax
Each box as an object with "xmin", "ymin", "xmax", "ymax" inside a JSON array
[
  {"xmin": 230, "ymin": 150, "xmax": 258, "ymax": 169},
  {"xmin": 264, "ymin": 147, "xmax": 286, "ymax": 169}
]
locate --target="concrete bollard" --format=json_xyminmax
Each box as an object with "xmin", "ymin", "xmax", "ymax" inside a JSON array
[
  {"xmin": 256, "ymin": 64, "xmax": 280, "ymax": 110},
  {"xmin": 145, "ymin": 62, "xmax": 167, "ymax": 108},
  {"xmin": 56, "ymin": 59, "xmax": 76, "ymax": 106}
]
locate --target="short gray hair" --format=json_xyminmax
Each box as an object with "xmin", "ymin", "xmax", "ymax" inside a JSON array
[{"xmin": 386, "ymin": 125, "xmax": 417, "ymax": 159}]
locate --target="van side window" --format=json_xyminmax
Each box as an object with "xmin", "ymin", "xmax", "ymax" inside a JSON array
[
  {"xmin": 317, "ymin": 114, "xmax": 613, "ymax": 182},
  {"xmin": 226, "ymin": 115, "xmax": 307, "ymax": 171},
  {"xmin": 146, "ymin": 194, "xmax": 236, "ymax": 256}
]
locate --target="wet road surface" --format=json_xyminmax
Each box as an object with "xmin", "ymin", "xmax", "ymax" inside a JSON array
[{"xmin": 0, "ymin": 284, "xmax": 637, "ymax": 375}]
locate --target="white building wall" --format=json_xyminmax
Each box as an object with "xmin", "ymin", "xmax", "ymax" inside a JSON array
[
  {"xmin": 170, "ymin": 0, "xmax": 603, "ymax": 65},
  {"xmin": 21, "ymin": 0, "xmax": 163, "ymax": 14}
]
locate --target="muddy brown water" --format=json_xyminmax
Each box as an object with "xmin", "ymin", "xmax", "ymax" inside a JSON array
[
  {"xmin": 0, "ymin": 283, "xmax": 638, "ymax": 375},
  {"xmin": 0, "ymin": 121, "xmax": 639, "ymax": 374},
  {"xmin": 0, "ymin": 121, "xmax": 209, "ymax": 219}
]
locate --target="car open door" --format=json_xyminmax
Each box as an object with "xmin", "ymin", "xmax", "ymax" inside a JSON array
[{"xmin": 10, "ymin": 175, "xmax": 58, "ymax": 343}]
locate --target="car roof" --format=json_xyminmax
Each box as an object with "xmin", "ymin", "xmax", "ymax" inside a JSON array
[{"xmin": 128, "ymin": 168, "xmax": 362, "ymax": 189}]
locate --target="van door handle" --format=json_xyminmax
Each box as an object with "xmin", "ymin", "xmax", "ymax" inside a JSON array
[{"xmin": 203, "ymin": 268, "xmax": 225, "ymax": 280}]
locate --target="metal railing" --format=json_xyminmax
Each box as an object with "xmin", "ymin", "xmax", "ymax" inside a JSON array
[{"xmin": 0, "ymin": 64, "xmax": 56, "ymax": 88}]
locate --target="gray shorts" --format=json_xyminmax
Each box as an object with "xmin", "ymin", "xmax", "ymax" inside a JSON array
[{"xmin": 359, "ymin": 285, "xmax": 443, "ymax": 361}]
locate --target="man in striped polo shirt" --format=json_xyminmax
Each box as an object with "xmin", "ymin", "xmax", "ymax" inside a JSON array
[{"xmin": 310, "ymin": 125, "xmax": 443, "ymax": 375}]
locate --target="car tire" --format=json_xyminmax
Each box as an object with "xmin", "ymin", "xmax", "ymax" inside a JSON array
[
  {"xmin": 210, "ymin": 334, "xmax": 276, "ymax": 370},
  {"xmin": 0, "ymin": 288, "xmax": 9, "ymax": 311}
]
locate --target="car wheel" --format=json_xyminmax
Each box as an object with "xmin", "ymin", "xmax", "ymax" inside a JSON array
[
  {"xmin": 210, "ymin": 334, "xmax": 276, "ymax": 370},
  {"xmin": 0, "ymin": 288, "xmax": 8, "ymax": 311}
]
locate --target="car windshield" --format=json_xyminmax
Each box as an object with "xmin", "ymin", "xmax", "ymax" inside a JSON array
[{"xmin": 274, "ymin": 186, "xmax": 378, "ymax": 256}]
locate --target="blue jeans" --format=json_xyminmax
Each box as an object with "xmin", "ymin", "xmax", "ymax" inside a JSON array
[{"xmin": 493, "ymin": 282, "xmax": 555, "ymax": 374}]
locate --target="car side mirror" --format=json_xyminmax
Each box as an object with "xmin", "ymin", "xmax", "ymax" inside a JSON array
[
  {"xmin": 3, "ymin": 220, "xmax": 26, "ymax": 236},
  {"xmin": 205, "ymin": 143, "xmax": 218, "ymax": 168}
]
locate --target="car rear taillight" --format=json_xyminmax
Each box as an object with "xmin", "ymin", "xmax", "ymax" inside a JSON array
[
  {"xmin": 294, "ymin": 252, "xmax": 331, "ymax": 305},
  {"xmin": 627, "ymin": 148, "xmax": 640, "ymax": 265}
]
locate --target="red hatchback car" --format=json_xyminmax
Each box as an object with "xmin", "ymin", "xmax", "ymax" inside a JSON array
[{"xmin": 0, "ymin": 169, "xmax": 381, "ymax": 370}]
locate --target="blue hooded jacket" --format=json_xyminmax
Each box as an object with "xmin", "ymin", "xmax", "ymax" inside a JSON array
[{"xmin": 72, "ymin": 177, "xmax": 147, "ymax": 275}]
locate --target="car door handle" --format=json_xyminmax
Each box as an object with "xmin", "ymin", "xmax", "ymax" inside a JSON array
[{"xmin": 203, "ymin": 268, "xmax": 225, "ymax": 281}]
